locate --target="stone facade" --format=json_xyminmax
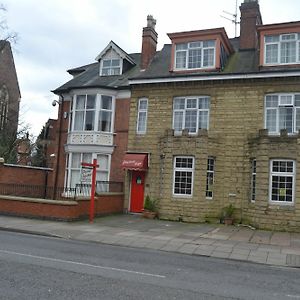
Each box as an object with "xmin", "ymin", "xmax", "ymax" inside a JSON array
[{"xmin": 126, "ymin": 77, "xmax": 300, "ymax": 231}]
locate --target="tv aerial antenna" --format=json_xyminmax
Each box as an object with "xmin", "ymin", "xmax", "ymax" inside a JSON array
[{"xmin": 221, "ymin": 0, "xmax": 240, "ymax": 37}]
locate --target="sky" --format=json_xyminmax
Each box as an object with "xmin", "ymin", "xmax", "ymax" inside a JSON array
[{"xmin": 2, "ymin": 0, "xmax": 300, "ymax": 136}]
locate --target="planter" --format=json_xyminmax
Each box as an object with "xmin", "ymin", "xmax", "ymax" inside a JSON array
[
  {"xmin": 224, "ymin": 217, "xmax": 234, "ymax": 225},
  {"xmin": 142, "ymin": 209, "xmax": 157, "ymax": 219}
]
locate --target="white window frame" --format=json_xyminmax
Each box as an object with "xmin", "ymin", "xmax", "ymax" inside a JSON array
[
  {"xmin": 251, "ymin": 159, "xmax": 256, "ymax": 202},
  {"xmin": 66, "ymin": 152, "xmax": 111, "ymax": 190},
  {"xmin": 264, "ymin": 33, "xmax": 300, "ymax": 65},
  {"xmin": 174, "ymin": 40, "xmax": 216, "ymax": 70},
  {"xmin": 206, "ymin": 157, "xmax": 215, "ymax": 199},
  {"xmin": 173, "ymin": 156, "xmax": 194, "ymax": 197},
  {"xmin": 173, "ymin": 96, "xmax": 210, "ymax": 134},
  {"xmin": 70, "ymin": 94, "xmax": 115, "ymax": 133},
  {"xmin": 136, "ymin": 98, "xmax": 148, "ymax": 134},
  {"xmin": 269, "ymin": 159, "xmax": 295, "ymax": 205},
  {"xmin": 100, "ymin": 58, "xmax": 122, "ymax": 76},
  {"xmin": 264, "ymin": 93, "xmax": 300, "ymax": 135}
]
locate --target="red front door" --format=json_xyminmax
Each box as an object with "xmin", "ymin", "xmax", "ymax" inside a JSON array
[{"xmin": 130, "ymin": 171, "xmax": 145, "ymax": 213}]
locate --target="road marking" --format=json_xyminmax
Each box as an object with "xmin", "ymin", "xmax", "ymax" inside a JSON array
[
  {"xmin": 287, "ymin": 295, "xmax": 300, "ymax": 299},
  {"xmin": 0, "ymin": 249, "xmax": 166, "ymax": 278}
]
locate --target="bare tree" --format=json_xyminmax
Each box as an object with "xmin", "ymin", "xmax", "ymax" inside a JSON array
[{"xmin": 0, "ymin": 4, "xmax": 18, "ymax": 43}]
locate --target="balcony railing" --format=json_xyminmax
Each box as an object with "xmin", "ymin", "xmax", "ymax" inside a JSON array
[{"xmin": 67, "ymin": 132, "xmax": 113, "ymax": 146}]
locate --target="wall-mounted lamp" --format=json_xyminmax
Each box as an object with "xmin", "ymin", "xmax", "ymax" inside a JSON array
[{"xmin": 52, "ymin": 100, "xmax": 60, "ymax": 107}]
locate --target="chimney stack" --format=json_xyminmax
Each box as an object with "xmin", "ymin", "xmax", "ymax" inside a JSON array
[
  {"xmin": 239, "ymin": 0, "xmax": 262, "ymax": 50},
  {"xmin": 141, "ymin": 15, "xmax": 157, "ymax": 70}
]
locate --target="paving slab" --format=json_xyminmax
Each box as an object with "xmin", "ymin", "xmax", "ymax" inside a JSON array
[
  {"xmin": 250, "ymin": 230, "xmax": 272, "ymax": 244},
  {"xmin": 160, "ymin": 242, "xmax": 184, "ymax": 252},
  {"xmin": 257, "ymin": 244, "xmax": 282, "ymax": 253},
  {"xmin": 211, "ymin": 251, "xmax": 231, "ymax": 259},
  {"xmin": 229, "ymin": 253, "xmax": 249, "ymax": 261},
  {"xmin": 177, "ymin": 243, "xmax": 199, "ymax": 254},
  {"xmin": 230, "ymin": 228, "xmax": 255, "ymax": 242},
  {"xmin": 191, "ymin": 238, "xmax": 216, "ymax": 245},
  {"xmin": 193, "ymin": 248, "xmax": 214, "ymax": 256},
  {"xmin": 281, "ymin": 247, "xmax": 300, "ymax": 255},
  {"xmin": 231, "ymin": 248, "xmax": 250, "ymax": 256},
  {"xmin": 286, "ymin": 254, "xmax": 300, "ymax": 267},
  {"xmin": 235, "ymin": 242, "xmax": 259, "ymax": 250},
  {"xmin": 270, "ymin": 232, "xmax": 291, "ymax": 246}
]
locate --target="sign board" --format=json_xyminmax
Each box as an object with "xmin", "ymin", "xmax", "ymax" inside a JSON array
[{"xmin": 80, "ymin": 167, "xmax": 92, "ymax": 183}]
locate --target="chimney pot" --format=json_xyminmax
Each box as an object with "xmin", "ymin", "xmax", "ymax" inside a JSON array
[{"xmin": 147, "ymin": 15, "xmax": 156, "ymax": 29}]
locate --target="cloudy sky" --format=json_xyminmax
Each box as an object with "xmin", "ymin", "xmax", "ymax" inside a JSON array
[{"xmin": 2, "ymin": 0, "xmax": 300, "ymax": 136}]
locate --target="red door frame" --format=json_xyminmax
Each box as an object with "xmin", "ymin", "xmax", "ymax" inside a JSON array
[{"xmin": 129, "ymin": 171, "xmax": 145, "ymax": 213}]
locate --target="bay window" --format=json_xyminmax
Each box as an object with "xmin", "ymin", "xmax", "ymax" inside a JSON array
[
  {"xmin": 71, "ymin": 94, "xmax": 113, "ymax": 133},
  {"xmin": 264, "ymin": 33, "xmax": 300, "ymax": 65},
  {"xmin": 173, "ymin": 96, "xmax": 210, "ymax": 134},
  {"xmin": 66, "ymin": 152, "xmax": 110, "ymax": 191},
  {"xmin": 175, "ymin": 40, "xmax": 215, "ymax": 70},
  {"xmin": 265, "ymin": 93, "xmax": 300, "ymax": 134}
]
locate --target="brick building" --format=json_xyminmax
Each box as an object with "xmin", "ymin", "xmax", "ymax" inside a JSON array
[
  {"xmin": 50, "ymin": 18, "xmax": 158, "ymax": 191},
  {"xmin": 0, "ymin": 40, "xmax": 20, "ymax": 135},
  {"xmin": 123, "ymin": 1, "xmax": 300, "ymax": 231}
]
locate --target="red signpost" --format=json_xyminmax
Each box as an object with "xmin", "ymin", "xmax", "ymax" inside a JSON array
[{"xmin": 81, "ymin": 158, "xmax": 99, "ymax": 223}]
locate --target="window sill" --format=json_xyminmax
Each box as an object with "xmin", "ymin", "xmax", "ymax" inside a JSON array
[
  {"xmin": 172, "ymin": 194, "xmax": 193, "ymax": 200},
  {"xmin": 268, "ymin": 201, "xmax": 295, "ymax": 209}
]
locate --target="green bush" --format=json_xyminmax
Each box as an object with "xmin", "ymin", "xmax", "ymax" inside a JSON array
[
  {"xmin": 223, "ymin": 204, "xmax": 235, "ymax": 218},
  {"xmin": 144, "ymin": 195, "xmax": 159, "ymax": 212}
]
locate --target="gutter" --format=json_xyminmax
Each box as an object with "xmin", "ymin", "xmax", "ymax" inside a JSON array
[{"xmin": 129, "ymin": 70, "xmax": 300, "ymax": 85}]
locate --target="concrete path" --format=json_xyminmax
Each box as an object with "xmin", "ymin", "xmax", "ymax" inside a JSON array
[{"xmin": 0, "ymin": 214, "xmax": 300, "ymax": 268}]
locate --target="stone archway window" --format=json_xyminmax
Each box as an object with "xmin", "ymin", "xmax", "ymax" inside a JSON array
[{"xmin": 0, "ymin": 85, "xmax": 9, "ymax": 130}]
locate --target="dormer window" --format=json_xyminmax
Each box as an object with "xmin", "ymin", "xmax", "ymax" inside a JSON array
[
  {"xmin": 175, "ymin": 40, "xmax": 215, "ymax": 70},
  {"xmin": 264, "ymin": 33, "xmax": 300, "ymax": 65},
  {"xmin": 101, "ymin": 59, "xmax": 121, "ymax": 76},
  {"xmin": 168, "ymin": 28, "xmax": 233, "ymax": 73},
  {"xmin": 96, "ymin": 41, "xmax": 136, "ymax": 77}
]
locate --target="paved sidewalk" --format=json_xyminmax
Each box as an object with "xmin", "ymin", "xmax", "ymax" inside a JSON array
[{"xmin": 0, "ymin": 214, "xmax": 300, "ymax": 268}]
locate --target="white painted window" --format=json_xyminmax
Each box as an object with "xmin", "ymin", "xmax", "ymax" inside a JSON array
[
  {"xmin": 264, "ymin": 33, "xmax": 300, "ymax": 65},
  {"xmin": 173, "ymin": 156, "xmax": 194, "ymax": 196},
  {"xmin": 265, "ymin": 93, "xmax": 300, "ymax": 134},
  {"xmin": 251, "ymin": 159, "xmax": 256, "ymax": 202},
  {"xmin": 206, "ymin": 157, "xmax": 215, "ymax": 199},
  {"xmin": 175, "ymin": 40, "xmax": 215, "ymax": 70},
  {"xmin": 66, "ymin": 152, "xmax": 110, "ymax": 191},
  {"xmin": 101, "ymin": 59, "xmax": 121, "ymax": 76},
  {"xmin": 136, "ymin": 98, "xmax": 148, "ymax": 134},
  {"xmin": 98, "ymin": 95, "xmax": 113, "ymax": 132},
  {"xmin": 173, "ymin": 96, "xmax": 210, "ymax": 134},
  {"xmin": 269, "ymin": 160, "xmax": 295, "ymax": 204},
  {"xmin": 71, "ymin": 94, "xmax": 113, "ymax": 133}
]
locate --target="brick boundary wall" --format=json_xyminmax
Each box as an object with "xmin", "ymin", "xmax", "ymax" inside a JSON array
[
  {"xmin": 0, "ymin": 163, "xmax": 52, "ymax": 186},
  {"xmin": 0, "ymin": 194, "xmax": 124, "ymax": 221}
]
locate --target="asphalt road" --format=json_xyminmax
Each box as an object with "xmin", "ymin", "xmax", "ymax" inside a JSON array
[{"xmin": 0, "ymin": 230, "xmax": 299, "ymax": 300}]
